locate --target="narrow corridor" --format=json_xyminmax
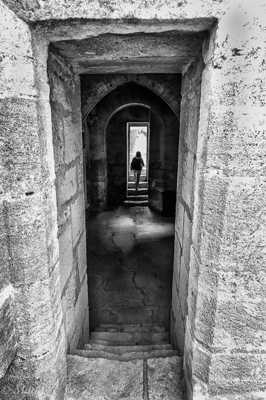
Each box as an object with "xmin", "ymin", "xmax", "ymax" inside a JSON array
[
  {"xmin": 65, "ymin": 207, "xmax": 184, "ymax": 399},
  {"xmin": 86, "ymin": 206, "xmax": 175, "ymax": 331}
]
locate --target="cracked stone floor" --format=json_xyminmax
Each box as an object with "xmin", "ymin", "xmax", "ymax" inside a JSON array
[
  {"xmin": 65, "ymin": 354, "xmax": 184, "ymax": 400},
  {"xmin": 86, "ymin": 206, "xmax": 175, "ymax": 329}
]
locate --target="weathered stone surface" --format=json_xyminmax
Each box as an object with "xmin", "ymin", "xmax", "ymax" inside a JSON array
[
  {"xmin": 0, "ymin": 286, "xmax": 17, "ymax": 379},
  {"xmin": 0, "ymin": 2, "xmax": 36, "ymax": 97},
  {"xmin": 209, "ymin": 352, "xmax": 266, "ymax": 395},
  {"xmin": 76, "ymin": 231, "xmax": 87, "ymax": 283},
  {"xmin": 148, "ymin": 356, "xmax": 184, "ymax": 400},
  {"xmin": 48, "ymin": 48, "xmax": 88, "ymax": 352},
  {"xmin": 185, "ymin": 4, "xmax": 266, "ymax": 398},
  {"xmin": 71, "ymin": 193, "xmax": 85, "ymax": 246},
  {"xmin": 59, "ymin": 222, "xmax": 74, "ymax": 292},
  {"xmin": 52, "ymin": 32, "xmax": 205, "ymax": 74},
  {"xmin": 172, "ymin": 56, "xmax": 203, "ymax": 359},
  {"xmin": 2, "ymin": 0, "xmax": 226, "ymax": 21},
  {"xmin": 0, "ymin": 98, "xmax": 42, "ymax": 197},
  {"xmin": 57, "ymin": 165, "xmax": 78, "ymax": 206},
  {"xmin": 81, "ymin": 74, "xmax": 180, "ymax": 118},
  {"xmin": 0, "ymin": 2, "xmax": 67, "ymax": 395},
  {"xmin": 65, "ymin": 355, "xmax": 143, "ymax": 399}
]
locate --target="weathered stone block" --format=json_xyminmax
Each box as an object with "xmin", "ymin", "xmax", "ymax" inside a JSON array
[
  {"xmin": 57, "ymin": 165, "xmax": 78, "ymax": 206},
  {"xmin": 182, "ymin": 210, "xmax": 192, "ymax": 269},
  {"xmin": 192, "ymin": 172, "xmax": 228, "ymax": 263},
  {"xmin": 172, "ymin": 238, "xmax": 181, "ymax": 289},
  {"xmin": 0, "ymin": 2, "xmax": 36, "ymax": 97},
  {"xmin": 0, "ymin": 286, "xmax": 16, "ymax": 379},
  {"xmin": 181, "ymin": 148, "xmax": 195, "ymax": 213},
  {"xmin": 1, "ymin": 194, "xmax": 50, "ymax": 285},
  {"xmin": 178, "ymin": 257, "xmax": 189, "ymax": 319},
  {"xmin": 71, "ymin": 193, "xmax": 85, "ymax": 245},
  {"xmin": 209, "ymin": 352, "xmax": 266, "ymax": 395},
  {"xmin": 64, "ymin": 116, "xmax": 83, "ymax": 165},
  {"xmin": 76, "ymin": 232, "xmax": 87, "ymax": 283},
  {"xmin": 213, "ymin": 271, "xmax": 265, "ymax": 352},
  {"xmin": 71, "ymin": 275, "xmax": 89, "ymax": 350},
  {"xmin": 186, "ymin": 247, "xmax": 200, "ymax": 335},
  {"xmin": 205, "ymin": 106, "xmax": 266, "ymax": 176},
  {"xmin": 0, "ymin": 98, "xmax": 42, "ymax": 196},
  {"xmin": 175, "ymin": 200, "xmax": 184, "ymax": 243},
  {"xmin": 59, "ymin": 222, "xmax": 74, "ymax": 293},
  {"xmin": 61, "ymin": 267, "xmax": 76, "ymax": 347}
]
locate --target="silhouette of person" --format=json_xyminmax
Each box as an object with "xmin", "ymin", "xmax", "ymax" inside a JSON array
[{"xmin": 130, "ymin": 151, "xmax": 144, "ymax": 191}]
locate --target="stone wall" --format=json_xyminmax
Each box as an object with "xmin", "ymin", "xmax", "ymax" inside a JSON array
[
  {"xmin": 183, "ymin": 12, "xmax": 266, "ymax": 398},
  {"xmin": 171, "ymin": 58, "xmax": 203, "ymax": 353},
  {"xmin": 0, "ymin": 2, "xmax": 67, "ymax": 398},
  {"xmin": 48, "ymin": 49, "xmax": 89, "ymax": 351}
]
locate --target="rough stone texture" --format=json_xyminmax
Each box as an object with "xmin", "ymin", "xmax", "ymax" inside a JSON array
[
  {"xmin": 184, "ymin": 4, "xmax": 266, "ymax": 400},
  {"xmin": 81, "ymin": 73, "xmax": 180, "ymax": 121},
  {"xmin": 51, "ymin": 32, "xmax": 205, "ymax": 74},
  {"xmin": 66, "ymin": 353, "xmax": 184, "ymax": 400},
  {"xmin": 2, "ymin": 0, "xmax": 226, "ymax": 21},
  {"xmin": 148, "ymin": 356, "xmax": 184, "ymax": 400},
  {"xmin": 0, "ymin": 2, "xmax": 66, "ymax": 398},
  {"xmin": 82, "ymin": 78, "xmax": 180, "ymax": 213},
  {"xmin": 48, "ymin": 49, "xmax": 89, "ymax": 351},
  {"xmin": 171, "ymin": 58, "xmax": 203, "ymax": 355},
  {"xmin": 65, "ymin": 355, "xmax": 143, "ymax": 399},
  {"xmin": 87, "ymin": 207, "xmax": 174, "ymax": 330},
  {"xmin": 0, "ymin": 286, "xmax": 17, "ymax": 379}
]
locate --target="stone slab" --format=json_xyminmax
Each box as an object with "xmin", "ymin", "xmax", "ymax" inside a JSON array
[
  {"xmin": 147, "ymin": 356, "xmax": 184, "ymax": 400},
  {"xmin": 0, "ymin": 286, "xmax": 16, "ymax": 379},
  {"xmin": 65, "ymin": 355, "xmax": 143, "ymax": 400}
]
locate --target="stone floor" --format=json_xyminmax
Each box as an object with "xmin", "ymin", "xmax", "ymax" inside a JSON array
[
  {"xmin": 65, "ymin": 354, "xmax": 184, "ymax": 400},
  {"xmin": 87, "ymin": 206, "xmax": 175, "ymax": 330},
  {"xmin": 65, "ymin": 207, "xmax": 184, "ymax": 399}
]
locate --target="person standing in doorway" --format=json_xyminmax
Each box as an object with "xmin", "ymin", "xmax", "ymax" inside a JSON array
[{"xmin": 131, "ymin": 151, "xmax": 144, "ymax": 191}]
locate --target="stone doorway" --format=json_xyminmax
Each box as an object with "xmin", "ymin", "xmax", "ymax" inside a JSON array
[
  {"xmin": 1, "ymin": 2, "xmax": 264, "ymax": 398},
  {"xmin": 127, "ymin": 121, "xmax": 149, "ymax": 183},
  {"xmin": 81, "ymin": 76, "xmax": 181, "ymax": 339},
  {"xmin": 45, "ymin": 25, "xmax": 207, "ymax": 397}
]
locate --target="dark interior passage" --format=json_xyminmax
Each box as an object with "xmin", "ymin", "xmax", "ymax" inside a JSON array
[
  {"xmin": 87, "ymin": 207, "xmax": 174, "ymax": 334},
  {"xmin": 82, "ymin": 77, "xmax": 180, "ymax": 215}
]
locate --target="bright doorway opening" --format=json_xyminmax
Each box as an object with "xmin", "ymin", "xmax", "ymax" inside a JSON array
[{"xmin": 127, "ymin": 122, "xmax": 149, "ymax": 184}]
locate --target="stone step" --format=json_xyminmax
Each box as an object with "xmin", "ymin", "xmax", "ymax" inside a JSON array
[
  {"xmin": 95, "ymin": 324, "xmax": 167, "ymax": 333},
  {"xmin": 128, "ymin": 176, "xmax": 147, "ymax": 182},
  {"xmin": 90, "ymin": 330, "xmax": 169, "ymax": 345},
  {"xmin": 84, "ymin": 343, "xmax": 172, "ymax": 353},
  {"xmin": 124, "ymin": 200, "xmax": 149, "ymax": 206},
  {"xmin": 126, "ymin": 195, "xmax": 148, "ymax": 201},
  {"xmin": 127, "ymin": 188, "xmax": 148, "ymax": 195},
  {"xmin": 128, "ymin": 181, "xmax": 148, "ymax": 188},
  {"xmin": 72, "ymin": 348, "xmax": 179, "ymax": 361},
  {"xmin": 66, "ymin": 355, "xmax": 184, "ymax": 400}
]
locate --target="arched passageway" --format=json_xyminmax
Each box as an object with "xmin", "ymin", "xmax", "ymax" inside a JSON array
[{"xmin": 84, "ymin": 81, "xmax": 179, "ymax": 214}]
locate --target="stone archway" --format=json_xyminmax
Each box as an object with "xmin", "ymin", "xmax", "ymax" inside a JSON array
[
  {"xmin": 83, "ymin": 80, "xmax": 180, "ymax": 213},
  {"xmin": 81, "ymin": 74, "xmax": 181, "ymax": 120}
]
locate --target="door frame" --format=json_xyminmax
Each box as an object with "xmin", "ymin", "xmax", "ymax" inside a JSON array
[{"xmin": 126, "ymin": 121, "xmax": 150, "ymax": 188}]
